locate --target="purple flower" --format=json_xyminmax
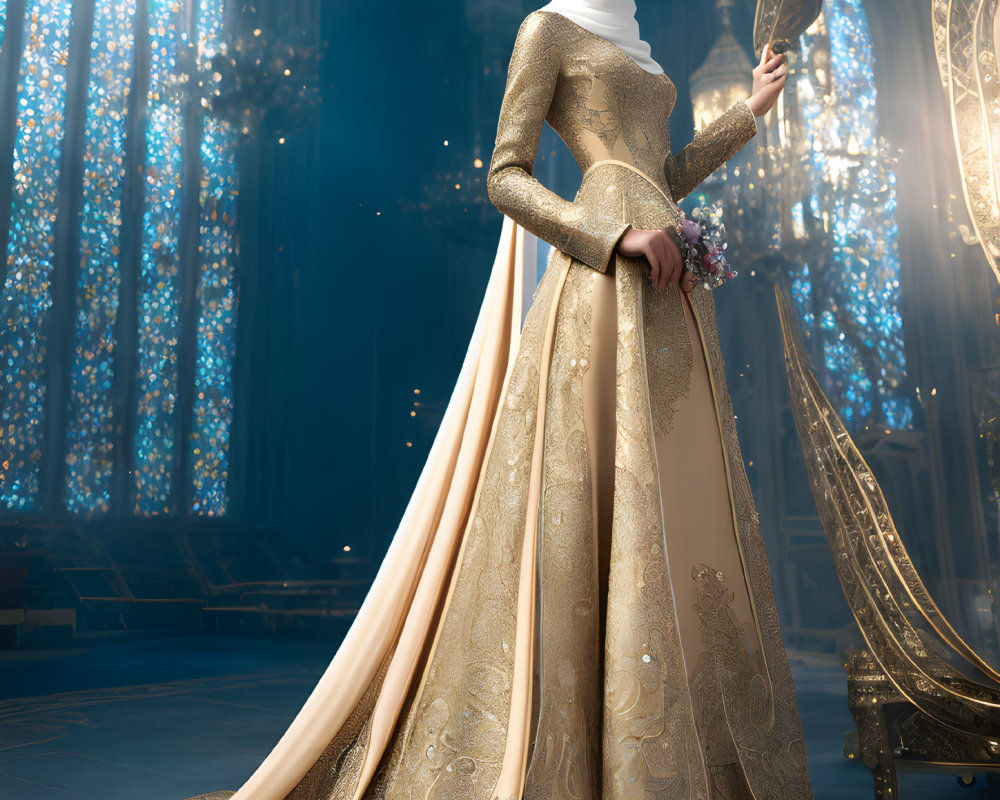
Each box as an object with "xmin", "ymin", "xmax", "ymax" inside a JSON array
[
  {"xmin": 680, "ymin": 218, "xmax": 701, "ymax": 245},
  {"xmin": 678, "ymin": 204, "xmax": 736, "ymax": 289}
]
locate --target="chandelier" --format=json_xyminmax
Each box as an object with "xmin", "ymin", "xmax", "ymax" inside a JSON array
[{"xmin": 691, "ymin": 0, "xmax": 754, "ymax": 131}]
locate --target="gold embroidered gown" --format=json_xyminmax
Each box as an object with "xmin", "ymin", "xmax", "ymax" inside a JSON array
[{"xmin": 194, "ymin": 10, "xmax": 813, "ymax": 800}]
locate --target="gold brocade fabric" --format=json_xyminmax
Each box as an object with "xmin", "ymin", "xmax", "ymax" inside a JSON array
[{"xmin": 198, "ymin": 10, "xmax": 813, "ymax": 800}]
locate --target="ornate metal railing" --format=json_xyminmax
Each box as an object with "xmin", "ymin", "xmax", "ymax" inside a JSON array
[{"xmin": 778, "ymin": 284, "xmax": 1000, "ymax": 795}]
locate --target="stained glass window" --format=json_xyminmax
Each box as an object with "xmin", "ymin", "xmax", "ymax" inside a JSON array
[
  {"xmin": 135, "ymin": 0, "xmax": 185, "ymax": 515},
  {"xmin": 0, "ymin": 0, "xmax": 240, "ymax": 516},
  {"xmin": 65, "ymin": 0, "xmax": 136, "ymax": 514},
  {"xmin": 192, "ymin": 116, "xmax": 238, "ymax": 517},
  {"xmin": 791, "ymin": 0, "xmax": 912, "ymax": 430},
  {"xmin": 1, "ymin": 0, "xmax": 72, "ymax": 511},
  {"xmin": 191, "ymin": 0, "xmax": 238, "ymax": 517}
]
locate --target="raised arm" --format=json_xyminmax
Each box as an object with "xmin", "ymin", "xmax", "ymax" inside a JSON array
[
  {"xmin": 666, "ymin": 46, "xmax": 790, "ymax": 202},
  {"xmin": 486, "ymin": 13, "xmax": 631, "ymax": 273},
  {"xmin": 664, "ymin": 99, "xmax": 757, "ymax": 202}
]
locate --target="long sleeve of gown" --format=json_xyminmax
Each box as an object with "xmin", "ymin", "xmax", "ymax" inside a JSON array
[
  {"xmin": 486, "ymin": 14, "xmax": 632, "ymax": 273},
  {"xmin": 665, "ymin": 99, "xmax": 758, "ymax": 201}
]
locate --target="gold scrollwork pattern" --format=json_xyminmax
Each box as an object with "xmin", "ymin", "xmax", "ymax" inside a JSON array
[
  {"xmin": 932, "ymin": 0, "xmax": 1000, "ymax": 284},
  {"xmin": 778, "ymin": 283, "xmax": 1000, "ymax": 794},
  {"xmin": 777, "ymin": 284, "xmax": 1000, "ymax": 731},
  {"xmin": 365, "ymin": 254, "xmax": 574, "ymax": 800},
  {"xmin": 753, "ymin": 0, "xmax": 823, "ymax": 57},
  {"xmin": 525, "ymin": 261, "xmax": 602, "ymax": 799},
  {"xmin": 644, "ymin": 278, "xmax": 693, "ymax": 438},
  {"xmin": 286, "ymin": 650, "xmax": 394, "ymax": 799},
  {"xmin": 602, "ymin": 254, "xmax": 710, "ymax": 800},
  {"xmin": 688, "ymin": 289, "xmax": 813, "ymax": 799}
]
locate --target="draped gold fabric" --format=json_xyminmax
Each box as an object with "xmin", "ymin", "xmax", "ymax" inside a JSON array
[{"xmin": 190, "ymin": 11, "xmax": 812, "ymax": 800}]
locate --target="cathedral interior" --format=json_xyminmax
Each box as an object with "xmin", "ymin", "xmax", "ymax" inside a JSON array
[{"xmin": 2, "ymin": 0, "xmax": 1000, "ymax": 797}]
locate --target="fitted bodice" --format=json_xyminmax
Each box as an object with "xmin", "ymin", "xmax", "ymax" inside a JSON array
[
  {"xmin": 487, "ymin": 10, "xmax": 757, "ymax": 274},
  {"xmin": 542, "ymin": 12, "xmax": 678, "ymax": 197}
]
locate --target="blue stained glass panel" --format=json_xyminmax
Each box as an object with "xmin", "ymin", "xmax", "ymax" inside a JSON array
[
  {"xmin": 191, "ymin": 0, "xmax": 238, "ymax": 516},
  {"xmin": 191, "ymin": 117, "xmax": 237, "ymax": 517},
  {"xmin": 196, "ymin": 0, "xmax": 224, "ymax": 59},
  {"xmin": 793, "ymin": 0, "xmax": 912, "ymax": 430},
  {"xmin": 2, "ymin": 0, "xmax": 240, "ymax": 518},
  {"xmin": 134, "ymin": 0, "xmax": 184, "ymax": 515},
  {"xmin": 64, "ymin": 0, "xmax": 137, "ymax": 515},
  {"xmin": 1, "ymin": 1, "xmax": 72, "ymax": 511}
]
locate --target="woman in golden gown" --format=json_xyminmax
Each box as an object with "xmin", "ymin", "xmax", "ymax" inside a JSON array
[{"xmin": 192, "ymin": 4, "xmax": 812, "ymax": 799}]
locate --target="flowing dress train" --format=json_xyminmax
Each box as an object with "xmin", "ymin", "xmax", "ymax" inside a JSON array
[{"xmin": 189, "ymin": 10, "xmax": 813, "ymax": 800}]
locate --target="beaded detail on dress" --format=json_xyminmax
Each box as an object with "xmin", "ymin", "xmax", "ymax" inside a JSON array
[{"xmin": 487, "ymin": 11, "xmax": 756, "ymax": 274}]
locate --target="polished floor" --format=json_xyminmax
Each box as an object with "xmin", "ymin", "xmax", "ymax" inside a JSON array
[{"xmin": 0, "ymin": 634, "xmax": 994, "ymax": 799}]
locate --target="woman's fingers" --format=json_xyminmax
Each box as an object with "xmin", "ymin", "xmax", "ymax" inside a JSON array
[
  {"xmin": 669, "ymin": 242, "xmax": 683, "ymax": 286},
  {"xmin": 664, "ymin": 232, "xmax": 682, "ymax": 286},
  {"xmin": 654, "ymin": 235, "xmax": 671, "ymax": 288},
  {"xmin": 756, "ymin": 53, "xmax": 786, "ymax": 83},
  {"xmin": 755, "ymin": 47, "xmax": 782, "ymax": 73},
  {"xmin": 624, "ymin": 229, "xmax": 689, "ymax": 290},
  {"xmin": 765, "ymin": 50, "xmax": 787, "ymax": 69},
  {"xmin": 646, "ymin": 234, "xmax": 664, "ymax": 286},
  {"xmin": 646, "ymin": 246, "xmax": 661, "ymax": 288},
  {"xmin": 657, "ymin": 231, "xmax": 677, "ymax": 289},
  {"xmin": 647, "ymin": 234, "xmax": 663, "ymax": 287},
  {"xmin": 659, "ymin": 233, "xmax": 678, "ymax": 288}
]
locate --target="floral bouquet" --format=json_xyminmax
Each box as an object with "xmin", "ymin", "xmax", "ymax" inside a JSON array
[{"xmin": 677, "ymin": 203, "xmax": 736, "ymax": 289}]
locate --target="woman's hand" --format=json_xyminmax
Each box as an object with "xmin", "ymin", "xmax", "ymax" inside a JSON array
[
  {"xmin": 747, "ymin": 46, "xmax": 789, "ymax": 117},
  {"xmin": 616, "ymin": 228, "xmax": 684, "ymax": 289}
]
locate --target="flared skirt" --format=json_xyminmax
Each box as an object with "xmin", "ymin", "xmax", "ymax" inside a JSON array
[{"xmin": 193, "ymin": 167, "xmax": 813, "ymax": 800}]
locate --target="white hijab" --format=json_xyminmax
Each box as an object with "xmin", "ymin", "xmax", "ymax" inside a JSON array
[{"xmin": 538, "ymin": 0, "xmax": 664, "ymax": 75}]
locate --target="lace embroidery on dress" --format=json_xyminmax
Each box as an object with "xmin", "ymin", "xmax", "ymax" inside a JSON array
[
  {"xmin": 524, "ymin": 262, "xmax": 601, "ymax": 799},
  {"xmin": 601, "ymin": 256, "xmax": 710, "ymax": 800},
  {"xmin": 363, "ymin": 256, "xmax": 572, "ymax": 800},
  {"xmin": 643, "ymin": 281, "xmax": 693, "ymax": 437},
  {"xmin": 688, "ymin": 291, "xmax": 812, "ymax": 799},
  {"xmin": 487, "ymin": 13, "xmax": 634, "ymax": 273},
  {"xmin": 693, "ymin": 563, "xmax": 807, "ymax": 797},
  {"xmin": 285, "ymin": 649, "xmax": 394, "ymax": 799},
  {"xmin": 689, "ymin": 648, "xmax": 739, "ymax": 767},
  {"xmin": 664, "ymin": 101, "xmax": 758, "ymax": 201}
]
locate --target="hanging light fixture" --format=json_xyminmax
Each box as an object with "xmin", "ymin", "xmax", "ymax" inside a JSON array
[{"xmin": 690, "ymin": 0, "xmax": 754, "ymax": 131}]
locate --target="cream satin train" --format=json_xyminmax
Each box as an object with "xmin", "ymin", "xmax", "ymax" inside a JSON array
[{"xmin": 192, "ymin": 216, "xmax": 538, "ymax": 800}]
